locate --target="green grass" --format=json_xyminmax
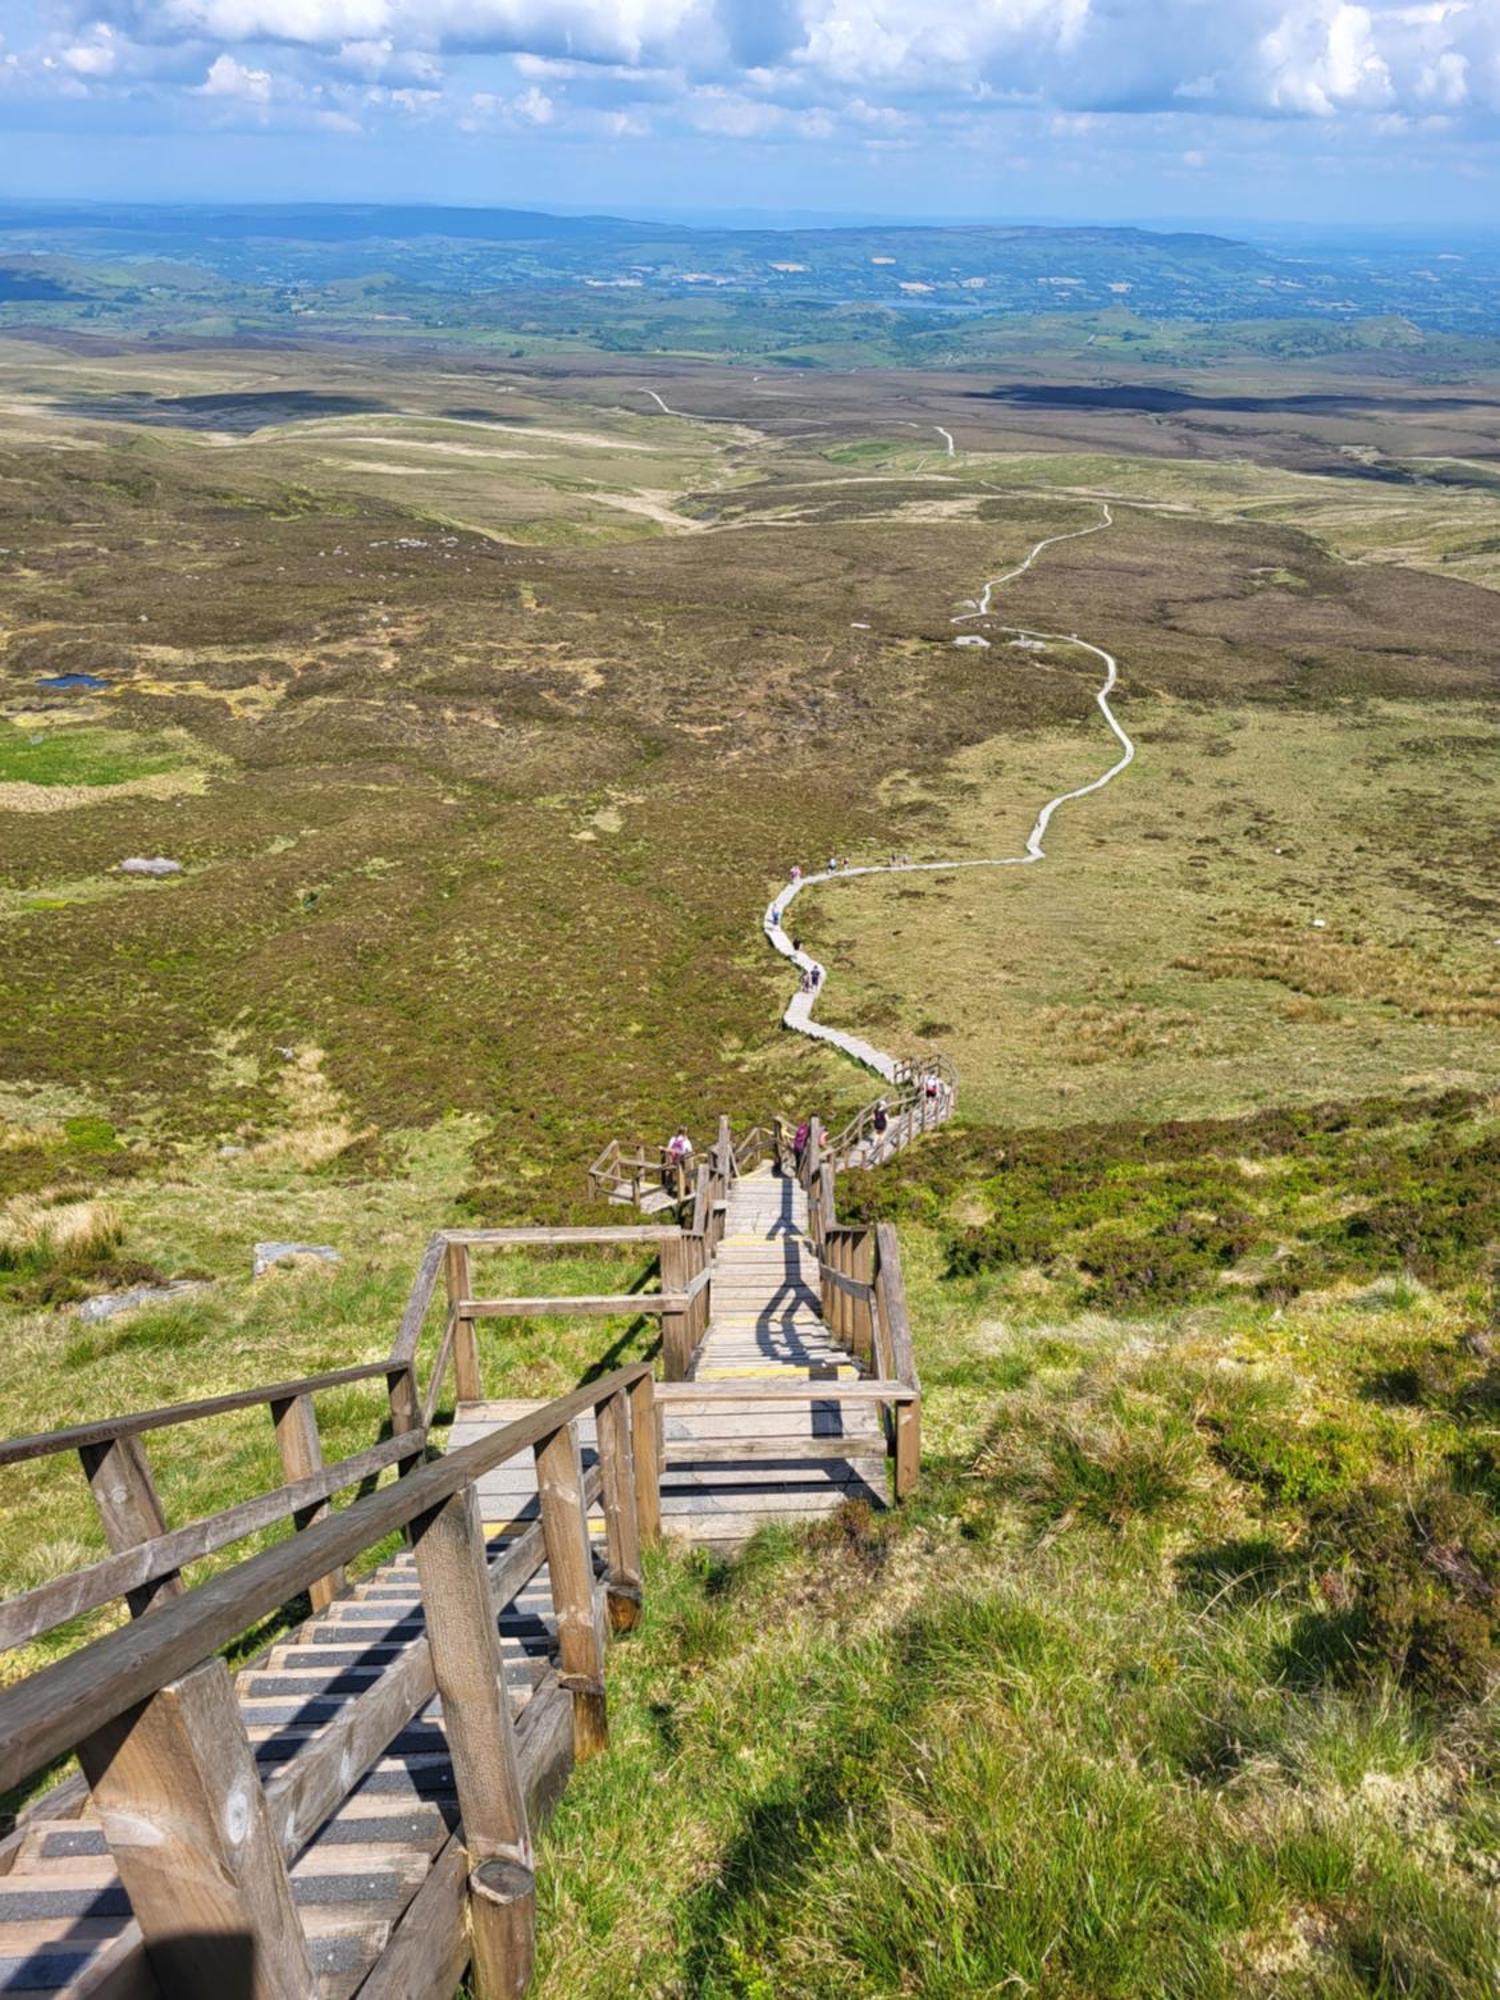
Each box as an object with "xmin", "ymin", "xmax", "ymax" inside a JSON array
[
  {"xmin": 0, "ymin": 722, "xmax": 190, "ymax": 788},
  {"xmin": 3, "ymin": 334, "xmax": 1500, "ymax": 1976},
  {"xmin": 525, "ymin": 1105, "xmax": 1500, "ymax": 1996}
]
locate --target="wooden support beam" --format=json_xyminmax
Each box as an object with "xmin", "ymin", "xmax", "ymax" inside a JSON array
[
  {"xmin": 268, "ymin": 1393, "xmax": 343, "ymax": 1613},
  {"xmin": 78, "ymin": 1657, "xmax": 312, "ymax": 2000},
  {"xmin": 595, "ymin": 1387, "xmax": 641, "ymax": 1633},
  {"xmin": 658, "ymin": 1235, "xmax": 692, "ymax": 1383},
  {"xmin": 78, "ymin": 1435, "xmax": 182, "ymax": 1619},
  {"xmin": 895, "ymin": 1399, "xmax": 921, "ymax": 1502},
  {"xmin": 627, "ymin": 1372, "xmax": 662, "ymax": 1549},
  {"xmin": 469, "ymin": 1857, "xmax": 537, "ymax": 2000},
  {"xmin": 445, "ymin": 1242, "xmax": 484, "ymax": 1403},
  {"xmin": 411, "ymin": 1484, "xmax": 531, "ymax": 1866},
  {"xmin": 851, "ymin": 1230, "xmax": 875, "ymax": 1368},
  {"xmin": 535, "ymin": 1421, "xmax": 609, "ymax": 1760}
]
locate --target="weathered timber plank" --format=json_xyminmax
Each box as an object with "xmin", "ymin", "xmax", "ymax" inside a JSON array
[
  {"xmin": 445, "ymin": 1227, "xmax": 677, "ymax": 1246},
  {"xmin": 657, "ymin": 1380, "xmax": 915, "ymax": 1403}
]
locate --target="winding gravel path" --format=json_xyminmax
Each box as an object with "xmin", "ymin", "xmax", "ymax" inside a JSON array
[{"xmin": 763, "ymin": 503, "xmax": 1132, "ymax": 1082}]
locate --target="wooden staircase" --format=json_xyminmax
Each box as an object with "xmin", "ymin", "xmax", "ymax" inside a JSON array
[
  {"xmin": 453, "ymin": 1168, "xmax": 888, "ymax": 1558},
  {"xmin": 0, "ymin": 1541, "xmax": 574, "ymax": 1998},
  {"xmin": 0, "ymin": 1122, "xmax": 920, "ymax": 2000}
]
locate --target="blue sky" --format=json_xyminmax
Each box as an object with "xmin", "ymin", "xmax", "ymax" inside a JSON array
[{"xmin": 1, "ymin": 2, "xmax": 1498, "ymax": 224}]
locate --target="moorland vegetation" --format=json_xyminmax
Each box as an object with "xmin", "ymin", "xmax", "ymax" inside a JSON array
[{"xmin": 0, "ymin": 308, "xmax": 1496, "ymax": 1992}]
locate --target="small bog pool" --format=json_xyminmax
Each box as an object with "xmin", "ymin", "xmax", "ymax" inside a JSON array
[{"xmin": 35, "ymin": 674, "xmax": 110, "ymax": 691}]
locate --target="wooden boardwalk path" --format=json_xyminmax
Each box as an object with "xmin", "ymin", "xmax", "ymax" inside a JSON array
[
  {"xmin": 0, "ymin": 1125, "xmax": 920, "ymax": 1999},
  {"xmin": 453, "ymin": 1168, "xmax": 887, "ymax": 1557}
]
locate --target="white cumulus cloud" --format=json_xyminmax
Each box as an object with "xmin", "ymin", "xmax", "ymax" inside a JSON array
[
  {"xmin": 197, "ymin": 47, "xmax": 272, "ymax": 94},
  {"xmin": 19, "ymin": 0, "xmax": 1500, "ymax": 137}
]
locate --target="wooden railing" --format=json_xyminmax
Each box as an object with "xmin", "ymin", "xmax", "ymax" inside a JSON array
[
  {"xmin": 584, "ymin": 1138, "xmax": 696, "ymax": 1210},
  {"xmin": 0, "ymin": 1359, "xmax": 425, "ymax": 1654},
  {"xmin": 822, "ymin": 1054, "xmax": 959, "ymax": 1174},
  {"xmin": 0, "ymin": 1362, "xmax": 659, "ymax": 1999},
  {"xmin": 798, "ymin": 1119, "xmax": 921, "ymax": 1498},
  {"xmin": 0, "ymin": 1152, "xmax": 924, "ymax": 1996}
]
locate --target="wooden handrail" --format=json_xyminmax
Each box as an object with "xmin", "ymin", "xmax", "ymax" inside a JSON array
[
  {"xmin": 449, "ymin": 1225, "xmax": 682, "ymax": 1246},
  {"xmin": 0, "ymin": 1359, "xmax": 410, "ymax": 1470},
  {"xmin": 390, "ymin": 1233, "xmax": 447, "ymax": 1367},
  {"xmin": 0, "ymin": 1430, "xmax": 427, "ymax": 1654},
  {"xmin": 0, "ymin": 1363, "xmax": 653, "ymax": 1797},
  {"xmin": 656, "ymin": 1379, "xmax": 916, "ymax": 1402},
  {"xmin": 460, "ymin": 1292, "xmax": 690, "ymax": 1318}
]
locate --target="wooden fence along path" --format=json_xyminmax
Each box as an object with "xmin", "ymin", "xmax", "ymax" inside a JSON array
[{"xmin": 0, "ymin": 1116, "xmax": 919, "ymax": 2000}]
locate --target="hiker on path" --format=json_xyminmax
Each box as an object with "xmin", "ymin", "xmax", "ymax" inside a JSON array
[
  {"xmin": 790, "ymin": 864, "xmax": 802, "ymax": 884},
  {"xmin": 792, "ymin": 1118, "xmax": 811, "ymax": 1176},
  {"xmin": 868, "ymin": 1098, "xmax": 890, "ymax": 1165},
  {"xmin": 666, "ymin": 1127, "xmax": 693, "ymax": 1196}
]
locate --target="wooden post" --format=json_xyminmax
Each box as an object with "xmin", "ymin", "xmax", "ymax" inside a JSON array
[
  {"xmin": 895, "ymin": 1399, "xmax": 921, "ymax": 1501},
  {"xmin": 410, "ymin": 1482, "xmax": 535, "ymax": 2000},
  {"xmin": 851, "ymin": 1231, "xmax": 875, "ymax": 1368},
  {"xmin": 387, "ymin": 1366, "xmax": 424, "ymax": 1535},
  {"xmin": 595, "ymin": 1388, "xmax": 641, "ymax": 1633},
  {"xmin": 875, "ymin": 1221, "xmax": 922, "ymax": 1502},
  {"xmin": 78, "ymin": 1657, "xmax": 312, "ymax": 2000},
  {"xmin": 627, "ymin": 1372, "xmax": 662, "ymax": 1549},
  {"xmin": 78, "ymin": 1435, "xmax": 182, "ymax": 1618},
  {"xmin": 469, "ymin": 1857, "xmax": 537, "ymax": 2000},
  {"xmin": 444, "ymin": 1240, "xmax": 484, "ymax": 1403},
  {"xmin": 659, "ymin": 1232, "xmax": 692, "ymax": 1383},
  {"xmin": 412, "ymin": 1484, "xmax": 531, "ymax": 1859},
  {"xmin": 535, "ymin": 1421, "xmax": 609, "ymax": 1760},
  {"xmin": 269, "ymin": 1393, "xmax": 344, "ymax": 1613}
]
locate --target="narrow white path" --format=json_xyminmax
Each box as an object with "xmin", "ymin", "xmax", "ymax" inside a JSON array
[
  {"xmin": 624, "ymin": 373, "xmax": 1134, "ymax": 1093},
  {"xmin": 763, "ymin": 503, "xmax": 1133, "ymax": 1082}
]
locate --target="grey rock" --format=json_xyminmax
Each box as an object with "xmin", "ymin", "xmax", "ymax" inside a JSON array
[
  {"xmin": 254, "ymin": 1240, "xmax": 342, "ymax": 1279},
  {"xmin": 119, "ymin": 857, "xmax": 183, "ymax": 877},
  {"xmin": 76, "ymin": 1280, "xmax": 208, "ymax": 1324}
]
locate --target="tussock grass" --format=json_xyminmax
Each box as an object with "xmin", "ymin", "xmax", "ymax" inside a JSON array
[
  {"xmin": 526, "ymin": 1100, "xmax": 1499, "ymax": 1996},
  {"xmin": 0, "ymin": 1195, "xmax": 122, "ymax": 1270}
]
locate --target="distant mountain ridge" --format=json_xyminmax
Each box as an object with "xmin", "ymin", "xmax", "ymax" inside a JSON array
[{"xmin": 0, "ymin": 200, "xmax": 1249, "ymax": 254}]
